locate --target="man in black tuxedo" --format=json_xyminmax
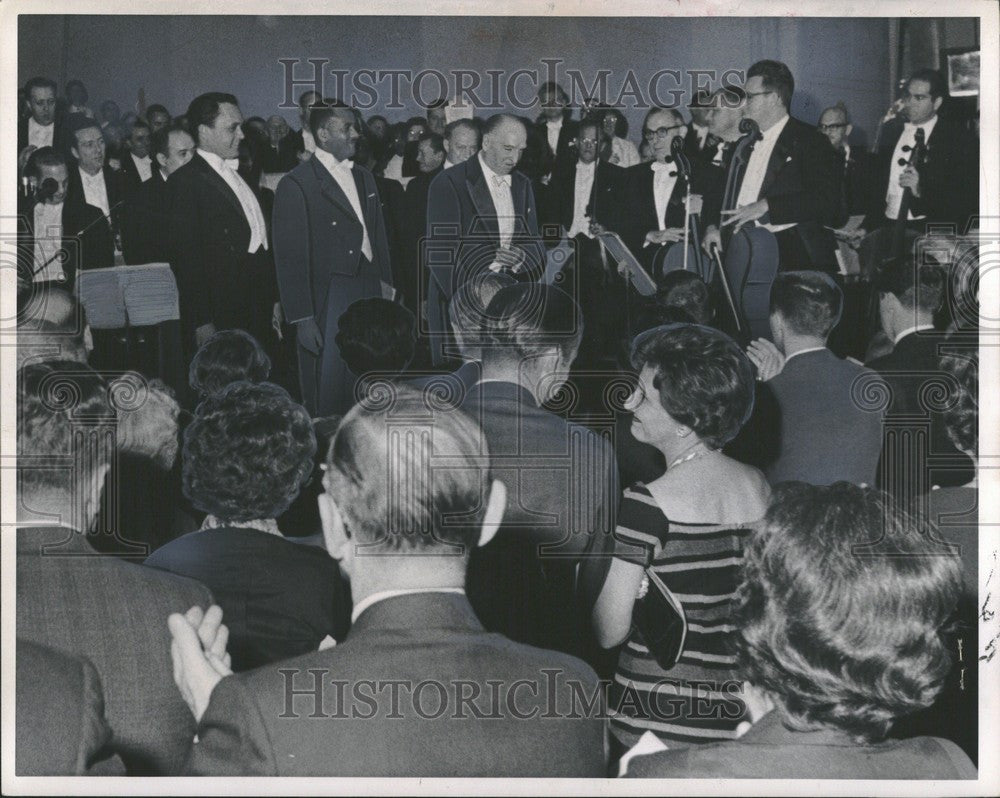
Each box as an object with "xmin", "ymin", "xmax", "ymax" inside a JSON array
[
  {"xmin": 683, "ymin": 90, "xmax": 716, "ymax": 161},
  {"xmin": 702, "ymin": 60, "xmax": 844, "ymax": 273},
  {"xmin": 868, "ymin": 257, "xmax": 974, "ymax": 498},
  {"xmin": 534, "ymin": 81, "xmax": 579, "ymax": 182},
  {"xmin": 168, "ymin": 386, "xmax": 606, "ymax": 777},
  {"xmin": 168, "ymin": 92, "xmax": 278, "ymax": 350},
  {"xmin": 397, "ymin": 132, "xmax": 446, "ymax": 312},
  {"xmin": 818, "ymin": 103, "xmax": 873, "ymax": 217},
  {"xmin": 17, "ymin": 77, "xmax": 65, "ymax": 174},
  {"xmin": 118, "ymin": 120, "xmax": 155, "ymax": 195},
  {"xmin": 259, "ymin": 114, "xmax": 300, "ymax": 173},
  {"xmin": 17, "ymin": 147, "xmax": 112, "ymax": 293},
  {"xmin": 272, "ymin": 103, "xmax": 394, "ymax": 416},
  {"xmin": 425, "ymin": 114, "xmax": 547, "ymax": 364},
  {"xmin": 858, "ymin": 68, "xmax": 978, "ymax": 238},
  {"xmin": 66, "ymin": 115, "xmax": 122, "ymax": 264}
]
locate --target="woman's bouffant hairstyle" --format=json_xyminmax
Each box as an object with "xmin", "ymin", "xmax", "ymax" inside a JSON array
[
  {"xmin": 630, "ymin": 323, "xmax": 754, "ymax": 448},
  {"xmin": 939, "ymin": 348, "xmax": 977, "ymax": 456},
  {"xmin": 182, "ymin": 382, "xmax": 316, "ymax": 522},
  {"xmin": 188, "ymin": 329, "xmax": 271, "ymax": 399},
  {"xmin": 736, "ymin": 482, "xmax": 963, "ymax": 743}
]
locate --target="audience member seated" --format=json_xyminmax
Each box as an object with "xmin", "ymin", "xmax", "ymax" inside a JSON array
[
  {"xmin": 16, "ymin": 285, "xmax": 93, "ymax": 367},
  {"xmin": 145, "ymin": 382, "xmax": 350, "ymax": 671},
  {"xmin": 626, "ymin": 482, "xmax": 976, "ymax": 779},
  {"xmin": 188, "ymin": 328, "xmax": 272, "ymax": 402},
  {"xmin": 889, "ymin": 346, "xmax": 979, "ymax": 763},
  {"xmin": 593, "ymin": 323, "xmax": 769, "ymax": 756},
  {"xmin": 868, "ymin": 257, "xmax": 974, "ymax": 497},
  {"xmin": 746, "ymin": 271, "xmax": 884, "ymax": 485},
  {"xmin": 459, "ymin": 283, "xmax": 619, "ymax": 671},
  {"xmin": 335, "ymin": 297, "xmax": 416, "ymax": 393},
  {"xmin": 16, "ymin": 639, "xmax": 123, "ymax": 776},
  {"xmin": 17, "ymin": 361, "xmax": 214, "ymax": 774},
  {"xmin": 168, "ymin": 385, "xmax": 606, "ymax": 776}
]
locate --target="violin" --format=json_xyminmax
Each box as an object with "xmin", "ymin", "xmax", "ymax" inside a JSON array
[
  {"xmin": 653, "ymin": 136, "xmax": 709, "ymax": 282},
  {"xmin": 713, "ymin": 117, "xmax": 779, "ymax": 344}
]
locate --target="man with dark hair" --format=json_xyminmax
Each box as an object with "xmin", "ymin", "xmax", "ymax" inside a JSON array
[
  {"xmin": 66, "ymin": 114, "xmax": 121, "ymax": 264},
  {"xmin": 857, "ymin": 68, "xmax": 978, "ymax": 240},
  {"xmin": 18, "ymin": 76, "xmax": 64, "ymax": 172},
  {"xmin": 16, "ymin": 361, "xmax": 214, "ymax": 774},
  {"xmin": 272, "ymin": 102, "xmax": 394, "ymax": 416},
  {"xmin": 745, "ymin": 271, "xmax": 883, "ymax": 485},
  {"xmin": 335, "ymin": 296, "xmax": 416, "ymax": 378},
  {"xmin": 426, "ymin": 97, "xmax": 448, "ymax": 136},
  {"xmin": 425, "ymin": 113, "xmax": 547, "ymax": 365},
  {"xmin": 146, "ymin": 103, "xmax": 171, "ymax": 134},
  {"xmin": 703, "ymin": 60, "xmax": 844, "ymax": 272},
  {"xmin": 868, "ymin": 257, "xmax": 973, "ymax": 495},
  {"xmin": 167, "ymin": 92, "xmax": 277, "ymax": 349},
  {"xmin": 443, "ymin": 118, "xmax": 480, "ymax": 168},
  {"xmin": 534, "ymin": 81, "xmax": 578, "ymax": 182},
  {"xmin": 289, "ymin": 89, "xmax": 322, "ymax": 159},
  {"xmin": 119, "ymin": 119, "xmax": 155, "ymax": 192},
  {"xmin": 17, "ymin": 146, "xmax": 112, "ymax": 291},
  {"xmin": 169, "ymin": 385, "xmax": 606, "ymax": 776}
]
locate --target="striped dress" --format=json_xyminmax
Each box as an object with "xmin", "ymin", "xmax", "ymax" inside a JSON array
[{"xmin": 609, "ymin": 483, "xmax": 750, "ymax": 751}]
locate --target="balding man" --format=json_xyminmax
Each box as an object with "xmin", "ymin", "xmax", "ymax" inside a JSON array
[
  {"xmin": 443, "ymin": 118, "xmax": 480, "ymax": 168},
  {"xmin": 259, "ymin": 114, "xmax": 298, "ymax": 172},
  {"xmin": 424, "ymin": 113, "xmax": 546, "ymax": 364},
  {"xmin": 818, "ymin": 103, "xmax": 872, "ymax": 218}
]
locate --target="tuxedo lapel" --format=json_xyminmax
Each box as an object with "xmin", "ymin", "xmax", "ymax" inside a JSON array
[
  {"xmin": 311, "ymin": 156, "xmax": 359, "ymax": 222},
  {"xmin": 759, "ymin": 122, "xmax": 794, "ymax": 199},
  {"xmin": 194, "ymin": 155, "xmax": 246, "ymax": 223},
  {"xmin": 465, "ymin": 158, "xmax": 500, "ymax": 242}
]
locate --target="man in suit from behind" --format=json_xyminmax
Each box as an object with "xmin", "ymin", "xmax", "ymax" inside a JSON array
[
  {"xmin": 16, "ymin": 640, "xmax": 123, "ymax": 775},
  {"xmin": 167, "ymin": 92, "xmax": 278, "ymax": 350},
  {"xmin": 868, "ymin": 257, "xmax": 974, "ymax": 498},
  {"xmin": 745, "ymin": 271, "xmax": 884, "ymax": 486},
  {"xmin": 16, "ymin": 361, "xmax": 214, "ymax": 774},
  {"xmin": 425, "ymin": 114, "xmax": 546, "ymax": 364},
  {"xmin": 170, "ymin": 385, "xmax": 607, "ymax": 777},
  {"xmin": 272, "ymin": 102, "xmax": 394, "ymax": 417},
  {"xmin": 702, "ymin": 60, "xmax": 844, "ymax": 273}
]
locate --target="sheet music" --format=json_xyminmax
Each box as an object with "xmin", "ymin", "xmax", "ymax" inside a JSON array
[
  {"xmin": 77, "ymin": 264, "xmax": 179, "ymax": 329},
  {"xmin": 75, "ymin": 268, "xmax": 127, "ymax": 329}
]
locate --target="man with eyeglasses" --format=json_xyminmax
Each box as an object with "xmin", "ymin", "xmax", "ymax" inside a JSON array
[
  {"xmin": 858, "ymin": 68, "xmax": 978, "ymax": 239},
  {"xmin": 817, "ymin": 103, "xmax": 872, "ymax": 218},
  {"xmin": 616, "ymin": 107, "xmax": 715, "ymax": 270},
  {"xmin": 272, "ymin": 102, "xmax": 394, "ymax": 416},
  {"xmin": 702, "ymin": 60, "xmax": 843, "ymax": 274}
]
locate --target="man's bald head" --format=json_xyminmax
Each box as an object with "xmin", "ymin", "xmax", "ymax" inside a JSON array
[
  {"xmin": 480, "ymin": 114, "xmax": 527, "ymax": 176},
  {"xmin": 818, "ymin": 104, "xmax": 852, "ymax": 151}
]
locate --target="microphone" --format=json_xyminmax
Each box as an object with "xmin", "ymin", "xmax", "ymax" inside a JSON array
[{"xmin": 34, "ymin": 177, "xmax": 60, "ymax": 203}]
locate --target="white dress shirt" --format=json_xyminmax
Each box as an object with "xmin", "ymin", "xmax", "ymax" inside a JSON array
[
  {"xmin": 130, "ymin": 152, "xmax": 153, "ymax": 183},
  {"xmin": 546, "ymin": 118, "xmax": 563, "ymax": 156},
  {"xmin": 692, "ymin": 123, "xmax": 710, "ymax": 150},
  {"xmin": 314, "ymin": 148, "xmax": 373, "ymax": 260},
  {"xmin": 301, "ymin": 126, "xmax": 316, "ymax": 154},
  {"xmin": 478, "ymin": 152, "xmax": 516, "ymax": 249},
  {"xmin": 78, "ymin": 166, "xmax": 110, "ymax": 218},
  {"xmin": 27, "ymin": 118, "xmax": 54, "ymax": 149},
  {"xmin": 33, "ymin": 201, "xmax": 65, "ymax": 283},
  {"xmin": 736, "ymin": 114, "xmax": 794, "ymax": 233},
  {"xmin": 885, "ymin": 115, "xmax": 938, "ymax": 221},
  {"xmin": 198, "ymin": 149, "xmax": 268, "ymax": 253},
  {"xmin": 383, "ymin": 153, "xmax": 412, "ymax": 189},
  {"xmin": 651, "ymin": 161, "xmax": 679, "ymax": 233},
  {"xmin": 567, "ymin": 160, "xmax": 596, "ymax": 238},
  {"xmin": 893, "ymin": 323, "xmax": 935, "ymax": 345}
]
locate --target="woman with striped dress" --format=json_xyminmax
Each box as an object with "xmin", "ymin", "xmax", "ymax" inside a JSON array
[{"xmin": 593, "ymin": 323, "xmax": 770, "ymax": 756}]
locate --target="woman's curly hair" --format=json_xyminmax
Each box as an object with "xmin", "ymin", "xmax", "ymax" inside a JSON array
[
  {"xmin": 940, "ymin": 349, "xmax": 977, "ymax": 457},
  {"xmin": 182, "ymin": 381, "xmax": 316, "ymax": 522},
  {"xmin": 735, "ymin": 482, "xmax": 963, "ymax": 743},
  {"xmin": 630, "ymin": 323, "xmax": 754, "ymax": 448},
  {"xmin": 188, "ymin": 329, "xmax": 271, "ymax": 399}
]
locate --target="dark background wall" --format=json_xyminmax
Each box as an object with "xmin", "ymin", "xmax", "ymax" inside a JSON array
[{"xmin": 18, "ymin": 14, "xmax": 966, "ymax": 147}]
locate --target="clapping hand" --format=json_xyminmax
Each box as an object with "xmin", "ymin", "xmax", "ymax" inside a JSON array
[
  {"xmin": 746, "ymin": 338, "xmax": 786, "ymax": 382},
  {"xmin": 168, "ymin": 604, "xmax": 233, "ymax": 723}
]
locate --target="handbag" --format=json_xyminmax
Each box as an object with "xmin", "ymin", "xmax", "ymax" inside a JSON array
[{"xmin": 633, "ymin": 567, "xmax": 688, "ymax": 670}]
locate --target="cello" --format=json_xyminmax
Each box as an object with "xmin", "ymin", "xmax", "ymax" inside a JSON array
[
  {"xmin": 709, "ymin": 117, "xmax": 779, "ymax": 344},
  {"xmin": 653, "ymin": 136, "xmax": 710, "ymax": 282}
]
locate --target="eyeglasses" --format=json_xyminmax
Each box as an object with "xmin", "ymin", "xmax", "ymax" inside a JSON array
[
  {"xmin": 818, "ymin": 123, "xmax": 848, "ymax": 132},
  {"xmin": 642, "ymin": 124, "xmax": 684, "ymax": 142}
]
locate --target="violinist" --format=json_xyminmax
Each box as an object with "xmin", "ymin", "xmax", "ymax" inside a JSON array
[
  {"xmin": 856, "ymin": 69, "xmax": 978, "ymax": 239},
  {"xmin": 702, "ymin": 60, "xmax": 843, "ymax": 273},
  {"xmin": 616, "ymin": 107, "xmax": 712, "ymax": 273}
]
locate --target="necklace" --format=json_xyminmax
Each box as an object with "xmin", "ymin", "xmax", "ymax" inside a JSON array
[{"xmin": 668, "ymin": 446, "xmax": 715, "ymax": 470}]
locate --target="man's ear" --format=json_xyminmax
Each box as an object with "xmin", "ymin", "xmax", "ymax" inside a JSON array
[
  {"xmin": 443, "ymin": 138, "xmax": 451, "ymax": 156},
  {"xmin": 71, "ymin": 145, "xmax": 80, "ymax": 162},
  {"xmin": 318, "ymin": 491, "xmax": 351, "ymax": 563},
  {"xmin": 155, "ymin": 152, "xmax": 167, "ymax": 171},
  {"xmin": 477, "ymin": 479, "xmax": 507, "ymax": 548},
  {"xmin": 933, "ymin": 96, "xmax": 943, "ymax": 113},
  {"xmin": 845, "ymin": 123, "xmax": 854, "ymax": 138}
]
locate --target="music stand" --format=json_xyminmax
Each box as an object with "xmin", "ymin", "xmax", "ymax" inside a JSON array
[{"xmin": 596, "ymin": 232, "xmax": 658, "ymax": 296}]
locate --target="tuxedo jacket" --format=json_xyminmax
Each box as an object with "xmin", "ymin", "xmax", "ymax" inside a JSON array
[
  {"xmin": 863, "ymin": 116, "xmax": 979, "ymax": 232},
  {"xmin": 616, "ymin": 159, "xmax": 718, "ymax": 261},
  {"xmin": 837, "ymin": 147, "xmax": 876, "ymax": 218},
  {"xmin": 534, "ymin": 113, "xmax": 579, "ymax": 178},
  {"xmin": 167, "ymin": 153, "xmax": 277, "ymax": 337},
  {"xmin": 258, "ymin": 131, "xmax": 301, "ymax": 173},
  {"xmin": 399, "ymin": 166, "xmax": 444, "ymax": 310},
  {"xmin": 704, "ymin": 116, "xmax": 845, "ymax": 267},
  {"xmin": 117, "ymin": 150, "xmax": 156, "ymax": 196},
  {"xmin": 545, "ymin": 158, "xmax": 625, "ymax": 237},
  {"xmin": 66, "ymin": 163, "xmax": 121, "ymax": 263},
  {"xmin": 17, "ymin": 115, "xmax": 67, "ymax": 155},
  {"xmin": 626, "ymin": 708, "xmax": 976, "ymax": 779},
  {"xmin": 16, "ymin": 192, "xmax": 113, "ymax": 290},
  {"xmin": 184, "ymin": 592, "xmax": 606, "ymax": 776},
  {"xmin": 17, "ymin": 527, "xmax": 214, "ymax": 774},
  {"xmin": 16, "ymin": 640, "xmax": 122, "ymax": 776},
  {"xmin": 425, "ymin": 154, "xmax": 547, "ymax": 300},
  {"xmin": 120, "ymin": 169, "xmax": 169, "ymax": 265}
]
